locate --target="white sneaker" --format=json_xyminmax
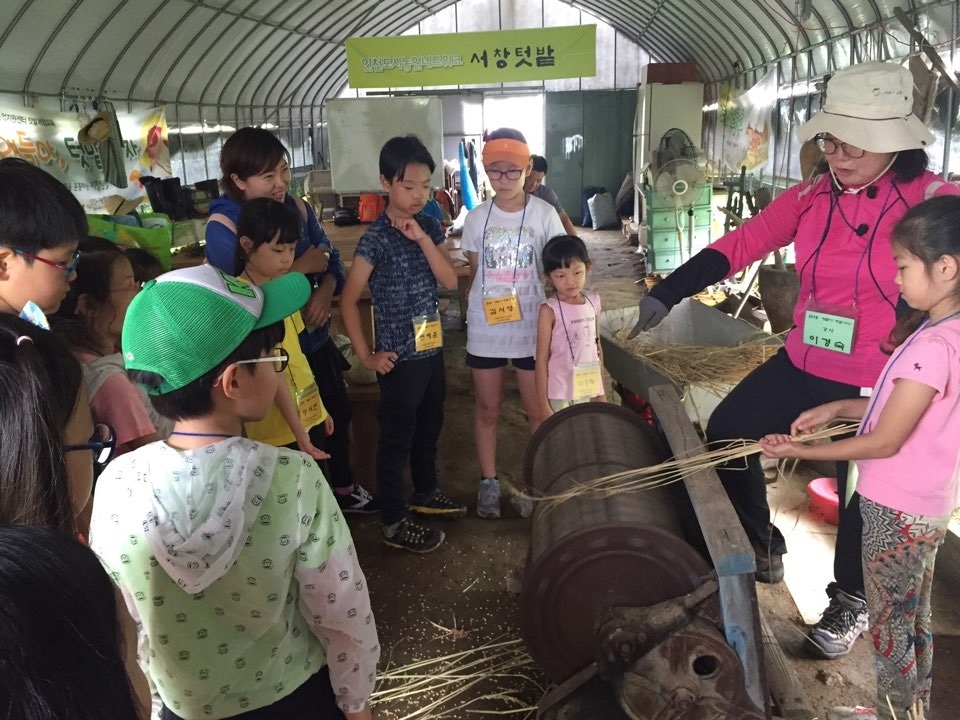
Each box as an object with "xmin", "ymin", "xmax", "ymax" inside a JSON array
[
  {"xmin": 809, "ymin": 587, "xmax": 869, "ymax": 659},
  {"xmin": 476, "ymin": 477, "xmax": 501, "ymax": 519}
]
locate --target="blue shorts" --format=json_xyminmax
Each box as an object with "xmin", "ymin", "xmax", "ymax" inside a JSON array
[{"xmin": 465, "ymin": 353, "xmax": 535, "ymax": 371}]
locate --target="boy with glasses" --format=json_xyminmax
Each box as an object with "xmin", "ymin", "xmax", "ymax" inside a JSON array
[
  {"xmin": 90, "ymin": 264, "xmax": 379, "ymax": 720},
  {"xmin": 0, "ymin": 158, "xmax": 87, "ymax": 314}
]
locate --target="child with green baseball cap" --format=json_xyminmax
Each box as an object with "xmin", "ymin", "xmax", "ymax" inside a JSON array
[{"xmin": 89, "ymin": 264, "xmax": 379, "ymax": 720}]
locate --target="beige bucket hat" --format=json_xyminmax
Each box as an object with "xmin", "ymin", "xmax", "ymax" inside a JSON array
[
  {"xmin": 78, "ymin": 112, "xmax": 114, "ymax": 145},
  {"xmin": 103, "ymin": 194, "xmax": 145, "ymax": 216},
  {"xmin": 797, "ymin": 62, "xmax": 934, "ymax": 153}
]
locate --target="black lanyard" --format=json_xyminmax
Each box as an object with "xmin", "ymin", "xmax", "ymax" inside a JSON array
[
  {"xmin": 480, "ymin": 197, "xmax": 527, "ymax": 292},
  {"xmin": 807, "ymin": 182, "xmax": 900, "ymax": 309},
  {"xmin": 556, "ymin": 293, "xmax": 598, "ymax": 361}
]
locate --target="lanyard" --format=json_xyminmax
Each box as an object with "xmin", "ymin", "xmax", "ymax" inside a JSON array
[
  {"xmin": 480, "ymin": 197, "xmax": 527, "ymax": 293},
  {"xmin": 808, "ymin": 183, "xmax": 896, "ymax": 307},
  {"xmin": 556, "ymin": 294, "xmax": 598, "ymax": 361},
  {"xmin": 858, "ymin": 310, "xmax": 960, "ymax": 432}
]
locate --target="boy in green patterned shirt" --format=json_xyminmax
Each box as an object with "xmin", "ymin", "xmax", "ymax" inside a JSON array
[{"xmin": 89, "ymin": 265, "xmax": 379, "ymax": 720}]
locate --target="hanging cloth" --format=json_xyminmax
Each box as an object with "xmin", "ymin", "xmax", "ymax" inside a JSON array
[
  {"xmin": 459, "ymin": 139, "xmax": 479, "ymax": 210},
  {"xmin": 467, "ymin": 139, "xmax": 479, "ymax": 195},
  {"xmin": 79, "ymin": 100, "xmax": 127, "ymax": 189}
]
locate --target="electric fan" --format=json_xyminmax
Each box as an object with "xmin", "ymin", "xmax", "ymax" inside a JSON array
[{"xmin": 651, "ymin": 158, "xmax": 708, "ymax": 262}]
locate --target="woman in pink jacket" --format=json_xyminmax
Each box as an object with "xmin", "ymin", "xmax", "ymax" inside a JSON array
[{"xmin": 631, "ymin": 61, "xmax": 959, "ymax": 660}]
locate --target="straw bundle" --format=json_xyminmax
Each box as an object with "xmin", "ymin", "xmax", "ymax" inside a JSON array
[
  {"xmin": 515, "ymin": 423, "xmax": 858, "ymax": 507},
  {"xmin": 615, "ymin": 329, "xmax": 781, "ymax": 395},
  {"xmin": 886, "ymin": 697, "xmax": 927, "ymax": 720},
  {"xmin": 372, "ymin": 637, "xmax": 541, "ymax": 719}
]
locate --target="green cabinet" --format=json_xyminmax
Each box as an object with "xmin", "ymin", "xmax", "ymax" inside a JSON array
[{"xmin": 645, "ymin": 185, "xmax": 712, "ymax": 274}]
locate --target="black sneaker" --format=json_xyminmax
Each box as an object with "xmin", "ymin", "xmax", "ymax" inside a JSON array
[
  {"xmin": 408, "ymin": 490, "xmax": 467, "ymax": 519},
  {"xmin": 382, "ymin": 518, "xmax": 445, "ymax": 553},
  {"xmin": 335, "ymin": 485, "xmax": 380, "ymax": 515}
]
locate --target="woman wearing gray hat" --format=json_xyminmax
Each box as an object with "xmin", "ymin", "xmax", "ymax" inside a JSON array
[{"xmin": 630, "ymin": 61, "xmax": 958, "ymax": 659}]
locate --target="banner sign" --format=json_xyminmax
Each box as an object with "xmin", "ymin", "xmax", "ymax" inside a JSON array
[
  {"xmin": 346, "ymin": 25, "xmax": 596, "ymax": 88},
  {"xmin": 0, "ymin": 103, "xmax": 171, "ymax": 212},
  {"xmin": 718, "ymin": 69, "xmax": 778, "ymax": 174}
]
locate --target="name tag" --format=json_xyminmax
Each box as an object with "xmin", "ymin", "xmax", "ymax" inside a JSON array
[
  {"xmin": 482, "ymin": 288, "xmax": 522, "ymax": 325},
  {"xmin": 572, "ymin": 362, "xmax": 603, "ymax": 398},
  {"xmin": 296, "ymin": 382, "xmax": 323, "ymax": 428},
  {"xmin": 802, "ymin": 310, "xmax": 856, "ymax": 355},
  {"xmin": 412, "ymin": 312, "xmax": 443, "ymax": 352}
]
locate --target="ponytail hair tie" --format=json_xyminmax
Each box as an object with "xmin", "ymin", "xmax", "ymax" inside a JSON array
[{"xmin": 16, "ymin": 335, "xmax": 33, "ymax": 346}]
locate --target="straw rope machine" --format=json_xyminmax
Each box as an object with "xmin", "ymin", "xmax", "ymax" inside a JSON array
[{"xmin": 520, "ymin": 399, "xmax": 769, "ymax": 720}]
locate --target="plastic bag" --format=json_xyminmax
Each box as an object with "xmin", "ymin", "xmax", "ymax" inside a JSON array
[
  {"xmin": 86, "ymin": 213, "xmax": 173, "ymax": 270},
  {"xmin": 587, "ymin": 192, "xmax": 618, "ymax": 230}
]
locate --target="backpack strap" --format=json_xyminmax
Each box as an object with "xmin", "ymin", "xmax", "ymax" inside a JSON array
[
  {"xmin": 292, "ymin": 195, "xmax": 309, "ymax": 223},
  {"xmin": 207, "ymin": 212, "xmax": 236, "ymax": 234}
]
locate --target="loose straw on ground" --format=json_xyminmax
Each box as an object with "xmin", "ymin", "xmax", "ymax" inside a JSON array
[
  {"xmin": 515, "ymin": 423, "xmax": 859, "ymax": 507},
  {"xmin": 372, "ymin": 636, "xmax": 541, "ymax": 720},
  {"xmin": 889, "ymin": 697, "xmax": 927, "ymax": 720},
  {"xmin": 615, "ymin": 328, "xmax": 783, "ymax": 395}
]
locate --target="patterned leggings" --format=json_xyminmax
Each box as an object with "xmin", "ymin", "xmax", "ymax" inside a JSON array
[{"xmin": 860, "ymin": 496, "xmax": 949, "ymax": 720}]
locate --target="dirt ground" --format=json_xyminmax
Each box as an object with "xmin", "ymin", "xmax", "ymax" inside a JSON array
[{"xmin": 339, "ymin": 226, "xmax": 960, "ymax": 719}]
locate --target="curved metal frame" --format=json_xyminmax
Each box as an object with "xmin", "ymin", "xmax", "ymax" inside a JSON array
[{"xmin": 3, "ymin": 0, "xmax": 956, "ymax": 140}]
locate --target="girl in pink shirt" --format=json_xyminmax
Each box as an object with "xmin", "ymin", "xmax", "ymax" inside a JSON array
[
  {"xmin": 52, "ymin": 237, "xmax": 167, "ymax": 456},
  {"xmin": 762, "ymin": 196, "xmax": 960, "ymax": 720},
  {"xmin": 534, "ymin": 235, "xmax": 605, "ymax": 419}
]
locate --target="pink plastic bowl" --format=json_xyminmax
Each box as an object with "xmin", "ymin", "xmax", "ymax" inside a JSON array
[{"xmin": 807, "ymin": 476, "xmax": 839, "ymax": 526}]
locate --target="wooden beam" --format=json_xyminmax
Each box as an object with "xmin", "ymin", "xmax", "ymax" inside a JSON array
[
  {"xmin": 646, "ymin": 384, "xmax": 770, "ymax": 718},
  {"xmin": 893, "ymin": 7, "xmax": 960, "ymax": 93},
  {"xmin": 759, "ymin": 610, "xmax": 815, "ymax": 718}
]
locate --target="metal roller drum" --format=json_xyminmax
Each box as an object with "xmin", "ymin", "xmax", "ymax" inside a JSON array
[{"xmin": 519, "ymin": 403, "xmax": 713, "ymax": 684}]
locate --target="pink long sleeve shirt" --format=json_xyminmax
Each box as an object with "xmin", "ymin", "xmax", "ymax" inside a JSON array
[{"xmin": 710, "ymin": 171, "xmax": 959, "ymax": 388}]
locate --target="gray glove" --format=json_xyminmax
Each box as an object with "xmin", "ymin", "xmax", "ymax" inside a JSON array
[{"xmin": 627, "ymin": 295, "xmax": 669, "ymax": 338}]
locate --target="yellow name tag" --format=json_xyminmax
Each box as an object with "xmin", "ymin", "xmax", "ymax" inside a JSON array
[
  {"xmin": 296, "ymin": 382, "xmax": 323, "ymax": 428},
  {"xmin": 572, "ymin": 363, "xmax": 603, "ymax": 398},
  {"xmin": 482, "ymin": 294, "xmax": 522, "ymax": 324},
  {"xmin": 413, "ymin": 313, "xmax": 443, "ymax": 352}
]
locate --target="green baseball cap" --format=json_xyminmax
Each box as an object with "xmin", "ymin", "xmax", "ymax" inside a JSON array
[{"xmin": 122, "ymin": 265, "xmax": 310, "ymax": 394}]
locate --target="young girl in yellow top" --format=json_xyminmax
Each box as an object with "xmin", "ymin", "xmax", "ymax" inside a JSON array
[{"xmin": 235, "ymin": 198, "xmax": 331, "ymax": 461}]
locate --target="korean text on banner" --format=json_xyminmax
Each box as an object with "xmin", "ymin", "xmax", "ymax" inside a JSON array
[
  {"xmin": 0, "ymin": 104, "xmax": 171, "ymax": 212},
  {"xmin": 718, "ymin": 69, "xmax": 778, "ymax": 174},
  {"xmin": 346, "ymin": 25, "xmax": 596, "ymax": 89}
]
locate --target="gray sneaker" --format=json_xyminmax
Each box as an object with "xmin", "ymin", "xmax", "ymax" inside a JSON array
[
  {"xmin": 476, "ymin": 477, "xmax": 501, "ymax": 519},
  {"xmin": 809, "ymin": 586, "xmax": 869, "ymax": 659}
]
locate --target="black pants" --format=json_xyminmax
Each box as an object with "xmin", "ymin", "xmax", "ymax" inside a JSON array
[
  {"xmin": 305, "ymin": 340, "xmax": 354, "ymax": 491},
  {"xmin": 705, "ymin": 348, "xmax": 864, "ymax": 597},
  {"xmin": 376, "ymin": 353, "xmax": 445, "ymax": 526},
  {"xmin": 161, "ymin": 666, "xmax": 342, "ymax": 719}
]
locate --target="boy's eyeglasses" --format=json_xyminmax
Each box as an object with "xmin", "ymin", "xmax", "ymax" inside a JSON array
[
  {"xmin": 14, "ymin": 248, "xmax": 82, "ymax": 275},
  {"xmin": 233, "ymin": 347, "xmax": 289, "ymax": 373},
  {"xmin": 486, "ymin": 168, "xmax": 523, "ymax": 181},
  {"xmin": 814, "ymin": 134, "xmax": 866, "ymax": 159},
  {"xmin": 64, "ymin": 423, "xmax": 116, "ymax": 469}
]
